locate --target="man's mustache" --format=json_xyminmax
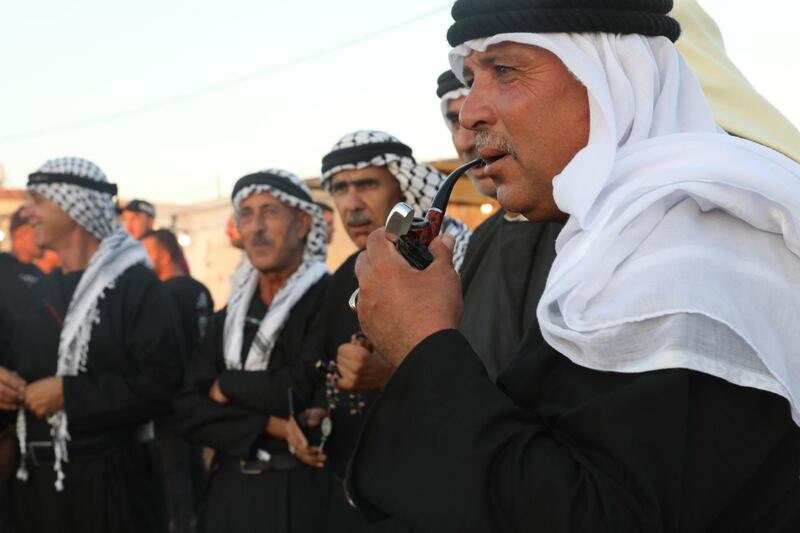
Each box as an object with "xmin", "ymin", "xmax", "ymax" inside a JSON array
[
  {"xmin": 475, "ymin": 131, "xmax": 517, "ymax": 159},
  {"xmin": 250, "ymin": 232, "xmax": 274, "ymax": 246},
  {"xmin": 346, "ymin": 213, "xmax": 373, "ymax": 227}
]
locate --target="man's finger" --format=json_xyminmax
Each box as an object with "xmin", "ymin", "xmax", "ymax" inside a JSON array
[
  {"xmin": 0, "ymin": 369, "xmax": 25, "ymax": 391},
  {"xmin": 429, "ymin": 235, "xmax": 455, "ymax": 265},
  {"xmin": 299, "ymin": 448, "xmax": 327, "ymax": 468},
  {"xmin": 337, "ymin": 374, "xmax": 356, "ymax": 391},
  {"xmin": 287, "ymin": 418, "xmax": 310, "ymax": 449},
  {"xmin": 354, "ymin": 249, "xmax": 370, "ymax": 283},
  {"xmin": 0, "ymin": 382, "xmax": 22, "ymax": 400},
  {"xmin": 304, "ymin": 408, "xmax": 326, "ymax": 427}
]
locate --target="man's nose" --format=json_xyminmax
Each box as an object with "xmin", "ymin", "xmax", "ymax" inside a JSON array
[
  {"xmin": 254, "ymin": 214, "xmax": 267, "ymax": 231},
  {"xmin": 339, "ymin": 188, "xmax": 365, "ymax": 211},
  {"xmin": 459, "ymin": 80, "xmax": 496, "ymax": 132}
]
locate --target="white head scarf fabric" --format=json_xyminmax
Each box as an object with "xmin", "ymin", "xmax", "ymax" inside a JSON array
[
  {"xmin": 18, "ymin": 157, "xmax": 149, "ymax": 490},
  {"xmin": 440, "ymin": 87, "xmax": 471, "ymax": 127},
  {"xmin": 451, "ymin": 33, "xmax": 800, "ymax": 424},
  {"xmin": 321, "ymin": 130, "xmax": 472, "ymax": 272},
  {"xmin": 224, "ymin": 169, "xmax": 328, "ymax": 372}
]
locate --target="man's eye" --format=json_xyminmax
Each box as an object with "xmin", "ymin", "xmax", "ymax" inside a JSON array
[
  {"xmin": 330, "ymin": 183, "xmax": 347, "ymax": 196},
  {"xmin": 356, "ymin": 179, "xmax": 379, "ymax": 191},
  {"xmin": 495, "ymin": 65, "xmax": 514, "ymax": 75}
]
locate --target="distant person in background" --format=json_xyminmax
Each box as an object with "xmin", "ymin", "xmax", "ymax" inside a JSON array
[
  {"xmin": 1, "ymin": 208, "xmax": 45, "ymax": 305},
  {"xmin": 121, "ymin": 199, "xmax": 156, "ymax": 240},
  {"xmin": 33, "ymin": 250, "xmax": 60, "ymax": 275},
  {"xmin": 315, "ymin": 202, "xmax": 335, "ymax": 244},
  {"xmin": 141, "ymin": 229, "xmax": 213, "ymax": 352},
  {"xmin": 141, "ymin": 228, "xmax": 213, "ymax": 533}
]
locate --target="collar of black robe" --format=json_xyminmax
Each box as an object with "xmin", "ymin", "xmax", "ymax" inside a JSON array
[
  {"xmin": 27, "ymin": 172, "xmax": 118, "ymax": 195},
  {"xmin": 321, "ymin": 141, "xmax": 415, "ymax": 175},
  {"xmin": 231, "ymin": 171, "xmax": 313, "ymax": 204},
  {"xmin": 446, "ymin": 0, "xmax": 682, "ymax": 47}
]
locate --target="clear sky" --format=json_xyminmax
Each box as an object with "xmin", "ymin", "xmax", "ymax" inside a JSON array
[{"xmin": 1, "ymin": 0, "xmax": 797, "ymax": 203}]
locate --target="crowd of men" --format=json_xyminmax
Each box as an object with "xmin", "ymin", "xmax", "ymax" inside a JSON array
[{"xmin": 2, "ymin": 0, "xmax": 800, "ymax": 532}]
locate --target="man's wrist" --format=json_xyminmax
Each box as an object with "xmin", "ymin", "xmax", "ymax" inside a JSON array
[{"xmin": 385, "ymin": 324, "xmax": 456, "ymax": 367}]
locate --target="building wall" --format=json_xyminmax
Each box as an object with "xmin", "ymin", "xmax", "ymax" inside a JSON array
[{"xmin": 0, "ymin": 159, "xmax": 499, "ymax": 309}]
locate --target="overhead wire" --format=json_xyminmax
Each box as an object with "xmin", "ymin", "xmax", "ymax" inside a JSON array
[{"xmin": 0, "ymin": 3, "xmax": 451, "ymax": 144}]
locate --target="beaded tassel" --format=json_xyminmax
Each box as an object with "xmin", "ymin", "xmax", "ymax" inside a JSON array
[{"xmin": 15, "ymin": 408, "xmax": 28, "ymax": 482}]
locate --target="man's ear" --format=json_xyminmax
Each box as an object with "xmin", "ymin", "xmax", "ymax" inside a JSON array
[{"xmin": 297, "ymin": 211, "xmax": 312, "ymax": 241}]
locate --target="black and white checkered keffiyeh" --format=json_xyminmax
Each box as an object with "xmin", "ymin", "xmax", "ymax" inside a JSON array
[
  {"xmin": 320, "ymin": 130, "xmax": 471, "ymax": 271},
  {"xmin": 27, "ymin": 157, "xmax": 117, "ymax": 240},
  {"xmin": 225, "ymin": 169, "xmax": 328, "ymax": 372},
  {"xmin": 18, "ymin": 157, "xmax": 149, "ymax": 491}
]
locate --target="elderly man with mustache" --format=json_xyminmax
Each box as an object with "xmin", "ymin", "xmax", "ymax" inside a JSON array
[
  {"xmin": 175, "ymin": 169, "xmax": 332, "ymax": 532},
  {"xmin": 293, "ymin": 131, "xmax": 471, "ymax": 532}
]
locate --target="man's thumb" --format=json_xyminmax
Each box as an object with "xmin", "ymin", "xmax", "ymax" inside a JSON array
[{"xmin": 429, "ymin": 234, "xmax": 455, "ymax": 264}]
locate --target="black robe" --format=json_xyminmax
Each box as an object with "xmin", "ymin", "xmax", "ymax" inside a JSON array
[
  {"xmin": 0, "ymin": 253, "xmax": 43, "ymax": 311},
  {"xmin": 458, "ymin": 210, "xmax": 563, "ymax": 380},
  {"xmin": 164, "ymin": 275, "xmax": 214, "ymax": 359},
  {"xmin": 321, "ymin": 252, "xmax": 413, "ymax": 533},
  {"xmin": 175, "ymin": 276, "xmax": 333, "ymax": 533},
  {"xmin": 9, "ymin": 264, "xmax": 184, "ymax": 533},
  {"xmin": 345, "ymin": 328, "xmax": 800, "ymax": 532},
  {"xmin": 157, "ymin": 275, "xmax": 213, "ymax": 533}
]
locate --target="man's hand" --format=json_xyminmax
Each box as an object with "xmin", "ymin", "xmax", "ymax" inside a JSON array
[
  {"xmin": 336, "ymin": 343, "xmax": 394, "ymax": 392},
  {"xmin": 354, "ymin": 230, "xmax": 463, "ymax": 367},
  {"xmin": 208, "ymin": 378, "xmax": 229, "ymax": 404},
  {"xmin": 23, "ymin": 377, "xmax": 63, "ymax": 419},
  {"xmin": 286, "ymin": 413, "xmax": 326, "ymax": 468},
  {"xmin": 0, "ymin": 367, "xmax": 25, "ymax": 411}
]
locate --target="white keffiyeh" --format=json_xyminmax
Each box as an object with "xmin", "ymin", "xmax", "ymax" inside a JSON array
[
  {"xmin": 451, "ymin": 33, "xmax": 800, "ymax": 424},
  {"xmin": 321, "ymin": 130, "xmax": 472, "ymax": 272},
  {"xmin": 223, "ymin": 169, "xmax": 328, "ymax": 371},
  {"xmin": 18, "ymin": 157, "xmax": 150, "ymax": 490}
]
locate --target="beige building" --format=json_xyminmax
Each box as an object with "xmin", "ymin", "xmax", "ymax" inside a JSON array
[{"xmin": 0, "ymin": 158, "xmax": 498, "ymax": 309}]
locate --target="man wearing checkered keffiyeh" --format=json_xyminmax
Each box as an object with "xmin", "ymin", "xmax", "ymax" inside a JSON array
[
  {"xmin": 309, "ymin": 131, "xmax": 473, "ymax": 533},
  {"xmin": 174, "ymin": 169, "xmax": 333, "ymax": 533},
  {"xmin": 1, "ymin": 157, "xmax": 184, "ymax": 533}
]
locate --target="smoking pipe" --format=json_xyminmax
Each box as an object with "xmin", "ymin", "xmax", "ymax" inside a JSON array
[{"xmin": 349, "ymin": 158, "xmax": 482, "ymax": 311}]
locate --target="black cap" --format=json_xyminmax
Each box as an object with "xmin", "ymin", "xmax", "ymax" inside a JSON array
[
  {"xmin": 122, "ymin": 199, "xmax": 156, "ymax": 217},
  {"xmin": 437, "ymin": 70, "xmax": 465, "ymax": 99},
  {"xmin": 447, "ymin": 0, "xmax": 681, "ymax": 47}
]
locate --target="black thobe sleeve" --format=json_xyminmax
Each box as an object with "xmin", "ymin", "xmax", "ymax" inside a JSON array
[
  {"xmin": 61, "ymin": 268, "xmax": 184, "ymax": 432},
  {"xmin": 215, "ymin": 294, "xmax": 327, "ymax": 415},
  {"xmin": 175, "ymin": 313, "xmax": 269, "ymax": 457},
  {"xmin": 346, "ymin": 330, "xmax": 799, "ymax": 532}
]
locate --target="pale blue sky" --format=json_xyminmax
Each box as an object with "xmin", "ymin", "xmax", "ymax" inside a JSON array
[{"xmin": 1, "ymin": 0, "xmax": 797, "ymax": 203}]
